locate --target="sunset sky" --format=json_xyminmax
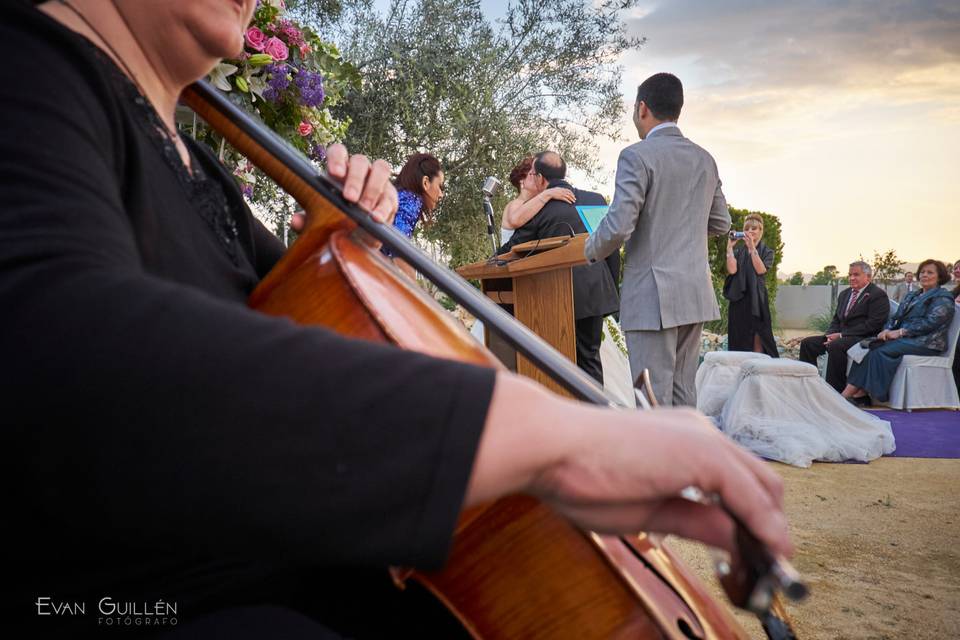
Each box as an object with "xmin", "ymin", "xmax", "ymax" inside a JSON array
[
  {"xmin": 568, "ymin": 0, "xmax": 960, "ymax": 275},
  {"xmin": 366, "ymin": 0, "xmax": 958, "ymax": 274}
]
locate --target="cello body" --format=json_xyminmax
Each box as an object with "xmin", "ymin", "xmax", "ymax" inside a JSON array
[{"xmin": 184, "ymin": 82, "xmax": 751, "ymax": 640}]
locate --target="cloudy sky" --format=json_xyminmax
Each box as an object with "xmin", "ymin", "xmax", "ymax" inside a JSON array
[
  {"xmin": 366, "ymin": 0, "xmax": 958, "ymax": 273},
  {"xmin": 568, "ymin": 0, "xmax": 960, "ymax": 274}
]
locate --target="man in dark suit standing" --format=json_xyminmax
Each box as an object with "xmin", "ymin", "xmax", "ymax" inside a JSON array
[
  {"xmin": 800, "ymin": 261, "xmax": 890, "ymax": 392},
  {"xmin": 499, "ymin": 151, "xmax": 620, "ymax": 383}
]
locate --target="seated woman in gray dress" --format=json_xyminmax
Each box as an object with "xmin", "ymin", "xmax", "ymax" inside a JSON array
[{"xmin": 842, "ymin": 259, "xmax": 956, "ymax": 405}]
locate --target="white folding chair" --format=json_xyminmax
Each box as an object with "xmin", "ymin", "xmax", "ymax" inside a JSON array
[{"xmin": 884, "ymin": 303, "xmax": 960, "ymax": 411}]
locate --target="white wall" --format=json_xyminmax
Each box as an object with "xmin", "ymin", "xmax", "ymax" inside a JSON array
[{"xmin": 775, "ymin": 285, "xmax": 834, "ymax": 329}]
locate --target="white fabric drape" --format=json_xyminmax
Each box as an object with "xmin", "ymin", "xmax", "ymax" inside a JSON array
[{"xmin": 719, "ymin": 359, "xmax": 895, "ymax": 467}]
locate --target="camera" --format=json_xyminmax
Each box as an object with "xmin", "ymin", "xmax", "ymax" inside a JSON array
[{"xmin": 729, "ymin": 230, "xmax": 746, "ymax": 240}]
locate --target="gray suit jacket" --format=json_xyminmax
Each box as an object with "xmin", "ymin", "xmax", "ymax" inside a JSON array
[
  {"xmin": 585, "ymin": 126, "xmax": 730, "ymax": 330},
  {"xmin": 892, "ymin": 282, "xmax": 917, "ymax": 303}
]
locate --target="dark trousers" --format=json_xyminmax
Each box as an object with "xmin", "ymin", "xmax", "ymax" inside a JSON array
[
  {"xmin": 799, "ymin": 334, "xmax": 862, "ymax": 392},
  {"xmin": 575, "ymin": 315, "xmax": 605, "ymax": 384}
]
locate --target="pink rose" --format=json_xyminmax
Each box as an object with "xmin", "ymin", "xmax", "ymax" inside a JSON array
[
  {"xmin": 245, "ymin": 27, "xmax": 266, "ymax": 52},
  {"xmin": 298, "ymin": 121, "xmax": 314, "ymax": 136},
  {"xmin": 263, "ymin": 37, "xmax": 289, "ymax": 61}
]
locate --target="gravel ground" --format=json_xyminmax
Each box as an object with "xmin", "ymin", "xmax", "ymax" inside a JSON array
[{"xmin": 668, "ymin": 457, "xmax": 960, "ymax": 639}]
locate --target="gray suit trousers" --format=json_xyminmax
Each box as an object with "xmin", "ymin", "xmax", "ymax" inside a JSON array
[{"xmin": 626, "ymin": 323, "xmax": 703, "ymax": 407}]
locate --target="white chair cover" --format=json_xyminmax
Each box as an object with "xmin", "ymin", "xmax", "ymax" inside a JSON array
[
  {"xmin": 695, "ymin": 351, "xmax": 771, "ymax": 417},
  {"xmin": 600, "ymin": 319, "xmax": 636, "ymax": 408},
  {"xmin": 884, "ymin": 303, "xmax": 960, "ymax": 410},
  {"xmin": 720, "ymin": 359, "xmax": 895, "ymax": 468}
]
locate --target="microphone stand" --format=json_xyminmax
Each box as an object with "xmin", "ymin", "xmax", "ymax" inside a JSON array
[{"xmin": 483, "ymin": 194, "xmax": 499, "ymax": 258}]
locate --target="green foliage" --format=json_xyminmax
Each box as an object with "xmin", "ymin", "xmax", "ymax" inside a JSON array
[
  {"xmin": 437, "ymin": 294, "xmax": 457, "ymax": 312},
  {"xmin": 705, "ymin": 207, "xmax": 783, "ymax": 334},
  {"xmin": 314, "ymin": 0, "xmax": 644, "ymax": 266},
  {"xmin": 809, "ymin": 265, "xmax": 839, "ymax": 286},
  {"xmin": 871, "ymin": 248, "xmax": 905, "ymax": 284},
  {"xmin": 787, "ymin": 271, "xmax": 804, "ymax": 285},
  {"xmin": 288, "ymin": 0, "xmax": 345, "ymax": 25},
  {"xmin": 604, "ymin": 317, "xmax": 628, "ymax": 356},
  {"xmin": 808, "ymin": 302, "xmax": 837, "ymax": 333}
]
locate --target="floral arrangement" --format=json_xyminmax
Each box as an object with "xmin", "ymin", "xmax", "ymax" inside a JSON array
[{"xmin": 203, "ymin": 0, "xmax": 359, "ymax": 200}]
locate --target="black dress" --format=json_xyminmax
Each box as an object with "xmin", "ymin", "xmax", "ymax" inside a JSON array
[
  {"xmin": 953, "ymin": 288, "xmax": 960, "ymax": 397},
  {"xmin": 723, "ymin": 242, "xmax": 778, "ymax": 357},
  {"xmin": 2, "ymin": 2, "xmax": 494, "ymax": 635}
]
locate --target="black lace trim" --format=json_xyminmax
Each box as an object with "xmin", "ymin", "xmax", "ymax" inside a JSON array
[{"xmin": 82, "ymin": 39, "xmax": 240, "ymax": 264}]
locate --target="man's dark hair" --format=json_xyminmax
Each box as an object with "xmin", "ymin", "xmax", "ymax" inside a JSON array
[
  {"xmin": 533, "ymin": 151, "xmax": 566, "ymax": 181},
  {"xmin": 636, "ymin": 73, "xmax": 684, "ymax": 121}
]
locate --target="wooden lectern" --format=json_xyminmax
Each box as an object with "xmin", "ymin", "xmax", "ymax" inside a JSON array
[{"xmin": 456, "ymin": 234, "xmax": 588, "ymax": 396}]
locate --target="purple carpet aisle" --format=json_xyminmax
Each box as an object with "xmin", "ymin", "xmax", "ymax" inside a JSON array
[{"xmin": 867, "ymin": 410, "xmax": 960, "ymax": 459}]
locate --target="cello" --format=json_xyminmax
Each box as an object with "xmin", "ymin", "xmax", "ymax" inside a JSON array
[{"xmin": 182, "ymin": 79, "xmax": 804, "ymax": 640}]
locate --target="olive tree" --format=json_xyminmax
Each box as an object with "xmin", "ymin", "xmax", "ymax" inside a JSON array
[{"xmin": 299, "ymin": 0, "xmax": 645, "ymax": 266}]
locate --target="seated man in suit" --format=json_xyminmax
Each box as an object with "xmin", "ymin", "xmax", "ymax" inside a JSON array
[
  {"xmin": 799, "ymin": 261, "xmax": 890, "ymax": 392},
  {"xmin": 499, "ymin": 151, "xmax": 620, "ymax": 383}
]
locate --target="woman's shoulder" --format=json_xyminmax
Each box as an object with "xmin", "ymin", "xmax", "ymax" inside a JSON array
[
  {"xmin": 907, "ymin": 288, "xmax": 954, "ymax": 311},
  {"xmin": 929, "ymin": 288, "xmax": 957, "ymax": 305},
  {"xmin": 503, "ymin": 195, "xmax": 526, "ymax": 212},
  {"xmin": 3, "ymin": 3, "xmax": 121, "ymax": 142},
  {"xmin": 397, "ymin": 189, "xmax": 423, "ymax": 212},
  {"xmin": 5, "ymin": 3, "xmax": 103, "ymax": 86}
]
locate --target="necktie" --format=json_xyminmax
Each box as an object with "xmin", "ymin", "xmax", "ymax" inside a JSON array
[{"xmin": 845, "ymin": 289, "xmax": 860, "ymax": 316}]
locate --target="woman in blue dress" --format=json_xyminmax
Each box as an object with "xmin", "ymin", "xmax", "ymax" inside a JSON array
[
  {"xmin": 843, "ymin": 259, "xmax": 956, "ymax": 405},
  {"xmin": 390, "ymin": 153, "xmax": 444, "ymax": 238},
  {"xmin": 382, "ymin": 154, "xmax": 443, "ymax": 275}
]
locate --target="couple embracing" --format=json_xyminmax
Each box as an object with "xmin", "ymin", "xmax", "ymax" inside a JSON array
[{"xmin": 503, "ymin": 73, "xmax": 730, "ymax": 407}]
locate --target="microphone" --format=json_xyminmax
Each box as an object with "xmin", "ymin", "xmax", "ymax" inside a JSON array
[
  {"xmin": 482, "ymin": 176, "xmax": 502, "ymax": 199},
  {"xmin": 481, "ymin": 176, "xmax": 502, "ymax": 258}
]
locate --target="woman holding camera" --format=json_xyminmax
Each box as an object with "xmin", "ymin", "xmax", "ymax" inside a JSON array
[
  {"xmin": 723, "ymin": 214, "xmax": 778, "ymax": 357},
  {"xmin": 842, "ymin": 259, "xmax": 956, "ymax": 405}
]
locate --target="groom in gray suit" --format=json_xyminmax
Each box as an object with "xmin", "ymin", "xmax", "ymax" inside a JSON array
[{"xmin": 585, "ymin": 73, "xmax": 730, "ymax": 406}]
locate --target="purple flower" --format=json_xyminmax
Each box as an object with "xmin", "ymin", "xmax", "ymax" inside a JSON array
[
  {"xmin": 294, "ymin": 69, "xmax": 325, "ymax": 107},
  {"xmin": 241, "ymin": 184, "xmax": 254, "ymax": 199},
  {"xmin": 310, "ymin": 144, "xmax": 326, "ymax": 162},
  {"xmin": 263, "ymin": 63, "xmax": 290, "ymax": 102}
]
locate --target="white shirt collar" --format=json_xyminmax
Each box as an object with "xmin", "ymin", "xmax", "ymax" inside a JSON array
[{"xmin": 645, "ymin": 122, "xmax": 679, "ymax": 138}]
